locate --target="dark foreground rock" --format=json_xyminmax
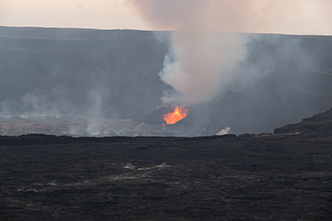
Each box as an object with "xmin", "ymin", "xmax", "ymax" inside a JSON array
[{"xmin": 1, "ymin": 132, "xmax": 332, "ymax": 220}]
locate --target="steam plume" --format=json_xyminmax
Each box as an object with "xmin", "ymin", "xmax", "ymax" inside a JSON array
[{"xmin": 124, "ymin": 0, "xmax": 330, "ymax": 106}]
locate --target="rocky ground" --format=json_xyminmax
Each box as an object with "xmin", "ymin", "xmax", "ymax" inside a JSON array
[{"xmin": 1, "ymin": 110, "xmax": 332, "ymax": 220}]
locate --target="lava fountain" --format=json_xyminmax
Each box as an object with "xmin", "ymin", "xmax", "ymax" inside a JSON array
[{"xmin": 163, "ymin": 106, "xmax": 188, "ymax": 124}]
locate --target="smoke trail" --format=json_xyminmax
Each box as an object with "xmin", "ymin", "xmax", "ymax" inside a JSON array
[
  {"xmin": 159, "ymin": 31, "xmax": 247, "ymax": 106},
  {"xmin": 125, "ymin": 0, "xmax": 302, "ymax": 33},
  {"xmin": 124, "ymin": 0, "xmax": 331, "ymax": 107}
]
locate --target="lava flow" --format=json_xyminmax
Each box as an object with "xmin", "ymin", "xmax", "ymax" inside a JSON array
[{"xmin": 163, "ymin": 106, "xmax": 188, "ymax": 124}]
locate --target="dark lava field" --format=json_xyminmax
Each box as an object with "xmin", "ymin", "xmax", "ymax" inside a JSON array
[{"xmin": 1, "ymin": 109, "xmax": 332, "ymax": 220}]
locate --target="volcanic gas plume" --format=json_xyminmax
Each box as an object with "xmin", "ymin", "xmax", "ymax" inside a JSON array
[{"xmin": 124, "ymin": 0, "xmax": 331, "ymax": 108}]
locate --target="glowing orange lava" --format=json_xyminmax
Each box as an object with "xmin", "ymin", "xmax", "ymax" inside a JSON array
[{"xmin": 163, "ymin": 106, "xmax": 188, "ymax": 124}]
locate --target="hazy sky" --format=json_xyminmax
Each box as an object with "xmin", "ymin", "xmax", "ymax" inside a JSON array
[{"xmin": 0, "ymin": 0, "xmax": 331, "ymax": 35}]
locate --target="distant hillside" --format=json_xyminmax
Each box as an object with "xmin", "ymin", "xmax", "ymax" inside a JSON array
[
  {"xmin": 0, "ymin": 27, "xmax": 170, "ymax": 119},
  {"xmin": 1, "ymin": 26, "xmax": 332, "ymax": 136},
  {"xmin": 275, "ymin": 108, "xmax": 332, "ymax": 134}
]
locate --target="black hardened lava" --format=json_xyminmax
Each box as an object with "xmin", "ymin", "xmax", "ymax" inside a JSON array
[{"xmin": 0, "ymin": 132, "xmax": 332, "ymax": 220}]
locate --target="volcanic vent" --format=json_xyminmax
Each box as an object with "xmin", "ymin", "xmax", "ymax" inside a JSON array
[{"xmin": 143, "ymin": 106, "xmax": 189, "ymax": 126}]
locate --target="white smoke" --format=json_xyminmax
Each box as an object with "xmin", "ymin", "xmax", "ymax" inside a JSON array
[
  {"xmin": 122, "ymin": 1, "xmax": 247, "ymax": 107},
  {"xmin": 124, "ymin": 0, "xmax": 331, "ymax": 107},
  {"xmin": 217, "ymin": 127, "xmax": 231, "ymax": 136},
  {"xmin": 159, "ymin": 32, "xmax": 248, "ymax": 107}
]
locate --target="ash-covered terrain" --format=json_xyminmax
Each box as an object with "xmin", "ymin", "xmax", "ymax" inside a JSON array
[{"xmin": 1, "ymin": 27, "xmax": 332, "ymax": 136}]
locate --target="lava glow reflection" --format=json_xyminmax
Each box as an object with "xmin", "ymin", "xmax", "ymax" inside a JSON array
[{"xmin": 163, "ymin": 106, "xmax": 188, "ymax": 124}]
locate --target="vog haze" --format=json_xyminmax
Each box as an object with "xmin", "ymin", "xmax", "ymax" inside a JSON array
[
  {"xmin": 0, "ymin": 0, "xmax": 331, "ymax": 35},
  {"xmin": 124, "ymin": 0, "xmax": 332, "ymax": 107}
]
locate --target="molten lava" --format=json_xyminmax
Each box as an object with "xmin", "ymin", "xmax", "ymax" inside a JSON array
[{"xmin": 163, "ymin": 106, "xmax": 188, "ymax": 124}]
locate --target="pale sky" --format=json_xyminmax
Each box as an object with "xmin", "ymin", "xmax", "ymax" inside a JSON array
[{"xmin": 0, "ymin": 0, "xmax": 331, "ymax": 35}]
